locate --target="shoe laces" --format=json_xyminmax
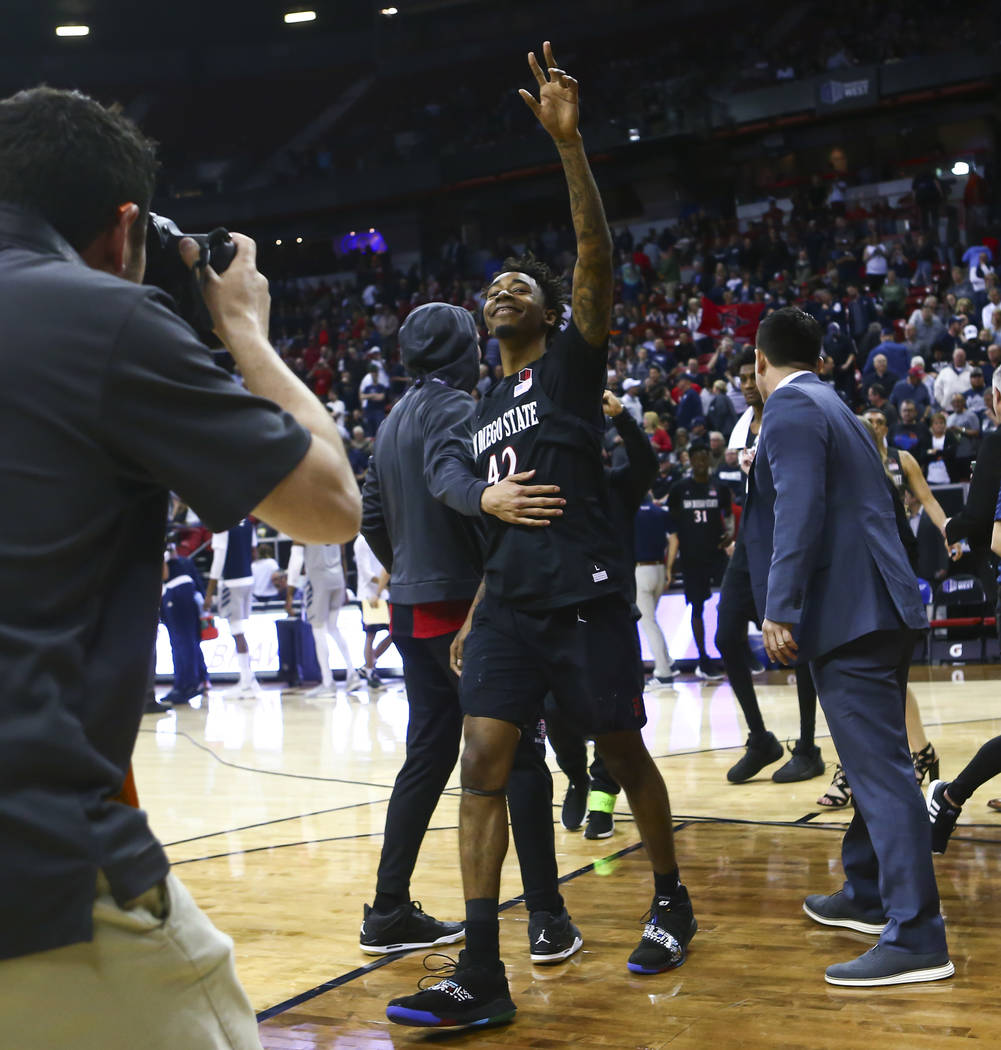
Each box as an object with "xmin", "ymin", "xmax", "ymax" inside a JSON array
[{"xmin": 417, "ymin": 953, "xmax": 458, "ymax": 989}]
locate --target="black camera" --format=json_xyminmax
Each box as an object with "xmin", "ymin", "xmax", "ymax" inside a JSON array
[{"xmin": 144, "ymin": 213, "xmax": 236, "ymax": 346}]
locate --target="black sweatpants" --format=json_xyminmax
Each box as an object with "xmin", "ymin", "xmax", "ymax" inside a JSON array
[
  {"xmin": 376, "ymin": 630, "xmax": 562, "ymax": 915},
  {"xmin": 715, "ymin": 539, "xmax": 817, "ymax": 744}
]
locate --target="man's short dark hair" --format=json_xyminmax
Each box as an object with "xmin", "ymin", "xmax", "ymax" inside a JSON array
[
  {"xmin": 735, "ymin": 347, "xmax": 756, "ymax": 371},
  {"xmin": 863, "ymin": 408, "xmax": 887, "ymax": 424},
  {"xmin": 489, "ymin": 251, "xmax": 568, "ymax": 345},
  {"xmin": 0, "ymin": 86, "xmax": 158, "ymax": 252},
  {"xmin": 756, "ymin": 307, "xmax": 822, "ymax": 368}
]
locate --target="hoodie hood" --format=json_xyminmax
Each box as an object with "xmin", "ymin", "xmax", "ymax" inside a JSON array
[{"xmin": 399, "ymin": 302, "xmax": 481, "ymax": 393}]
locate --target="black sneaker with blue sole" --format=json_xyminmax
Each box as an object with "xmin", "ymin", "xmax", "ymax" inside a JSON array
[
  {"xmin": 386, "ymin": 951, "xmax": 516, "ymax": 1030},
  {"xmin": 627, "ymin": 889, "xmax": 697, "ymax": 974}
]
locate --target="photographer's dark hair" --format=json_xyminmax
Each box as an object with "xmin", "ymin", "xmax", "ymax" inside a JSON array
[
  {"xmin": 756, "ymin": 307, "xmax": 822, "ymax": 368},
  {"xmin": 0, "ymin": 86, "xmax": 158, "ymax": 253},
  {"xmin": 489, "ymin": 251, "xmax": 568, "ymax": 344}
]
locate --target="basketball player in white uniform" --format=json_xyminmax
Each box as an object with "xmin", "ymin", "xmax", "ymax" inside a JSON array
[{"xmin": 287, "ymin": 541, "xmax": 360, "ymax": 696}]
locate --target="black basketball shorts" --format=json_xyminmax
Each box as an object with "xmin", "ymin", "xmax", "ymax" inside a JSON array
[
  {"xmin": 682, "ymin": 550, "xmax": 729, "ymax": 607},
  {"xmin": 459, "ymin": 591, "xmax": 646, "ymax": 734}
]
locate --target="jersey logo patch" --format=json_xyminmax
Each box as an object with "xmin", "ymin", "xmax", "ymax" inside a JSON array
[{"xmin": 514, "ymin": 367, "xmax": 533, "ymax": 398}]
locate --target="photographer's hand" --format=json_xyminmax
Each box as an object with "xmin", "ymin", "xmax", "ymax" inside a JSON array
[{"xmin": 179, "ymin": 233, "xmax": 269, "ymax": 345}]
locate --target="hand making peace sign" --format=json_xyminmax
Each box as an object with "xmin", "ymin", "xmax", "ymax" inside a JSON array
[{"xmin": 518, "ymin": 41, "xmax": 580, "ymax": 144}]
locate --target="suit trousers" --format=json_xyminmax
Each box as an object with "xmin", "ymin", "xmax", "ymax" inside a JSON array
[
  {"xmin": 634, "ymin": 564, "xmax": 673, "ymax": 677},
  {"xmin": 811, "ymin": 628, "xmax": 947, "ymax": 955},
  {"xmin": 377, "ymin": 632, "xmax": 561, "ymax": 915}
]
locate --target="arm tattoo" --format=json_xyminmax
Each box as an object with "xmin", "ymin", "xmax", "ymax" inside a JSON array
[{"xmin": 556, "ymin": 137, "xmax": 613, "ymax": 348}]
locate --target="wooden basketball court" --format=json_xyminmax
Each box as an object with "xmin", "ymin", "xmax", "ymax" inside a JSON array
[{"xmin": 134, "ymin": 665, "xmax": 1001, "ymax": 1049}]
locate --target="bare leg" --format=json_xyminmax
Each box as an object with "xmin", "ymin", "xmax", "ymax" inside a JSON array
[
  {"xmin": 459, "ymin": 716, "xmax": 521, "ymax": 901},
  {"xmin": 595, "ymin": 730, "xmax": 677, "ymax": 874},
  {"xmin": 905, "ymin": 685, "xmax": 929, "ymax": 753}
]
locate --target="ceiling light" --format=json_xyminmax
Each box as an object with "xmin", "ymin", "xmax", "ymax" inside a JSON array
[
  {"xmin": 275, "ymin": 239, "xmax": 282, "ymax": 246},
  {"xmin": 56, "ymin": 24, "xmax": 90, "ymax": 37},
  {"xmin": 296, "ymin": 236, "xmax": 303, "ymax": 244},
  {"xmin": 381, "ymin": 7, "xmax": 399, "ymax": 15},
  {"xmin": 284, "ymin": 10, "xmax": 317, "ymax": 24},
  {"xmin": 628, "ymin": 128, "xmax": 641, "ymax": 142},
  {"xmin": 951, "ymin": 161, "xmax": 970, "ymax": 176}
]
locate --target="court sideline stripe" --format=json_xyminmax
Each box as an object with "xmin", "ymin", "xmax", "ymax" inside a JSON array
[
  {"xmin": 162, "ymin": 797, "xmax": 396, "ymax": 848},
  {"xmin": 138, "ymin": 727, "xmax": 397, "ymax": 789}
]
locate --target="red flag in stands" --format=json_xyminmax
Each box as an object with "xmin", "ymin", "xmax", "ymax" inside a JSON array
[{"xmin": 697, "ymin": 297, "xmax": 766, "ymax": 340}]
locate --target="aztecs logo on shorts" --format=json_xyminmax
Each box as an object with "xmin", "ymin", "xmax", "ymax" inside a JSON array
[{"xmin": 513, "ymin": 367, "xmax": 533, "ymax": 398}]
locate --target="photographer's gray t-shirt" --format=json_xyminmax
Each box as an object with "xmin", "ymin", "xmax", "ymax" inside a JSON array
[{"xmin": 0, "ymin": 204, "xmax": 311, "ymax": 960}]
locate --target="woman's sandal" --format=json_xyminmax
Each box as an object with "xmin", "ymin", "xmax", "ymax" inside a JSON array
[
  {"xmin": 911, "ymin": 742, "xmax": 939, "ymax": 785},
  {"xmin": 817, "ymin": 763, "xmax": 853, "ymax": 809},
  {"xmin": 987, "ymin": 798, "xmax": 1001, "ymax": 812}
]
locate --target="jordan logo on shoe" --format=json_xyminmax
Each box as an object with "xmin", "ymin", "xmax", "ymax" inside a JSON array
[{"xmin": 535, "ymin": 931, "xmax": 549, "ymax": 945}]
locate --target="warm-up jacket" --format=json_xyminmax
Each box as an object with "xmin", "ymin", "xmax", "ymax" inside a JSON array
[{"xmin": 361, "ymin": 303, "xmax": 485, "ymax": 605}]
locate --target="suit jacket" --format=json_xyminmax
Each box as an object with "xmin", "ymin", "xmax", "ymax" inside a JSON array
[
  {"xmin": 945, "ymin": 428, "xmax": 1001, "ymax": 550},
  {"xmin": 743, "ymin": 372, "xmax": 927, "ymax": 661}
]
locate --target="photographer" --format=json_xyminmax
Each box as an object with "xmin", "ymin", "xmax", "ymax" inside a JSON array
[{"xmin": 0, "ymin": 87, "xmax": 358, "ymax": 1049}]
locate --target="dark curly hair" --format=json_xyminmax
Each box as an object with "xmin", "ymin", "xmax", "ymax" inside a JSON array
[{"xmin": 488, "ymin": 251, "xmax": 568, "ymax": 345}]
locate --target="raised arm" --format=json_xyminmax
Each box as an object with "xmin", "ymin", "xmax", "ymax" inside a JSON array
[{"xmin": 520, "ymin": 42, "xmax": 612, "ymax": 347}]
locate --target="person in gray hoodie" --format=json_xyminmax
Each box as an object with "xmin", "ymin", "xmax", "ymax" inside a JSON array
[{"xmin": 359, "ymin": 302, "xmax": 577, "ymax": 961}]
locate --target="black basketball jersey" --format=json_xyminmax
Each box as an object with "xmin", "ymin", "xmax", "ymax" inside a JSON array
[
  {"xmin": 885, "ymin": 445, "xmax": 905, "ymax": 491},
  {"xmin": 667, "ymin": 477, "xmax": 731, "ymax": 556},
  {"xmin": 470, "ymin": 321, "xmax": 625, "ymax": 609}
]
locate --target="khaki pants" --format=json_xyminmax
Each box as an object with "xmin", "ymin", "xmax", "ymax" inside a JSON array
[
  {"xmin": 0, "ymin": 872, "xmax": 263, "ymax": 1050},
  {"xmin": 635, "ymin": 563, "xmax": 673, "ymax": 677}
]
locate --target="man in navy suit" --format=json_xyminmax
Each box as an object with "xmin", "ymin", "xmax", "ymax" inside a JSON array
[{"xmin": 743, "ymin": 307, "xmax": 952, "ymax": 987}]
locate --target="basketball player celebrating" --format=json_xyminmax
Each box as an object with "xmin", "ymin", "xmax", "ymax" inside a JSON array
[
  {"xmin": 387, "ymin": 43, "xmax": 695, "ymax": 1031},
  {"xmin": 204, "ymin": 518, "xmax": 261, "ymax": 698},
  {"xmin": 666, "ymin": 442, "xmax": 732, "ymax": 679}
]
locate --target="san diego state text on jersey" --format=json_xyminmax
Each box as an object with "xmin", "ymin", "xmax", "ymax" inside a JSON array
[{"xmin": 471, "ymin": 399, "xmax": 540, "ymax": 460}]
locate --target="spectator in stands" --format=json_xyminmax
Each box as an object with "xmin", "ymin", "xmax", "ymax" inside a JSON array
[
  {"xmin": 845, "ymin": 283, "xmax": 877, "ymax": 343},
  {"xmin": 675, "ymin": 375, "xmax": 702, "ymax": 431},
  {"xmin": 981, "ymin": 287, "xmax": 1000, "ymax": 333},
  {"xmin": 715, "ymin": 446, "xmax": 745, "ymax": 505},
  {"xmin": 912, "ymin": 298, "xmax": 945, "ymax": 357},
  {"xmin": 707, "ymin": 431, "xmax": 726, "ymax": 471},
  {"xmin": 868, "ymin": 326, "xmax": 912, "ymax": 378},
  {"xmin": 947, "ymin": 392, "xmax": 981, "ymax": 444},
  {"xmin": 866, "ymin": 384, "xmax": 897, "ymax": 426},
  {"xmin": 911, "ymin": 233, "xmax": 938, "ymax": 287},
  {"xmin": 359, "ymin": 362, "xmax": 389, "ymax": 435},
  {"xmin": 707, "ymin": 378, "xmax": 737, "ymax": 438},
  {"xmin": 861, "ymin": 352, "xmax": 899, "ymax": 394},
  {"xmin": 880, "ymin": 269, "xmax": 908, "ymax": 320},
  {"xmin": 251, "ymin": 543, "xmax": 284, "ymax": 601},
  {"xmin": 651, "ymin": 455, "xmax": 678, "ymax": 505},
  {"xmin": 984, "ymin": 344, "xmax": 1001, "ymax": 386},
  {"xmin": 863, "ymin": 234, "xmax": 888, "ymax": 291},
  {"xmin": 947, "ymin": 264, "xmax": 975, "ymax": 301},
  {"xmin": 642, "ymin": 411, "xmax": 672, "ymax": 453},
  {"xmin": 889, "ymin": 400, "xmax": 931, "ymax": 458},
  {"xmin": 890, "ymin": 365, "xmax": 932, "ymax": 419},
  {"xmin": 347, "ymin": 425, "xmax": 372, "ymax": 485},
  {"xmin": 933, "ymin": 347, "xmax": 974, "ymax": 410},
  {"xmin": 963, "ymin": 368, "xmax": 989, "ymax": 418},
  {"xmin": 923, "ymin": 412, "xmax": 958, "ymax": 484},
  {"xmin": 621, "ymin": 377, "xmax": 644, "ymax": 423}
]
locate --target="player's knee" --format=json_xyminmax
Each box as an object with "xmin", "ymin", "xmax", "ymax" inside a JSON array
[
  {"xmin": 594, "ymin": 731, "xmax": 649, "ymax": 785},
  {"xmin": 459, "ymin": 747, "xmax": 508, "ymax": 795}
]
